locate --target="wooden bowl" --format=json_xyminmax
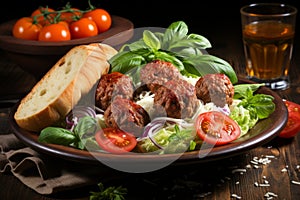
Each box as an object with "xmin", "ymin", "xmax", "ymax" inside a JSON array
[{"xmin": 0, "ymin": 16, "xmax": 134, "ymax": 80}]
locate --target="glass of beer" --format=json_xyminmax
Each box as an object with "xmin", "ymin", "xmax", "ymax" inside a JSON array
[{"xmin": 240, "ymin": 3, "xmax": 297, "ymax": 90}]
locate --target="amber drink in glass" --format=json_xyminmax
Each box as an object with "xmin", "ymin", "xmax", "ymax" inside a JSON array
[{"xmin": 240, "ymin": 3, "xmax": 297, "ymax": 90}]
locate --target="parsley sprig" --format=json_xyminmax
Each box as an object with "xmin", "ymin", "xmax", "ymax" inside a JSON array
[{"xmin": 89, "ymin": 183, "xmax": 127, "ymax": 200}]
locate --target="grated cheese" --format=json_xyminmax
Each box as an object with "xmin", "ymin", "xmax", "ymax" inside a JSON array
[
  {"xmin": 182, "ymin": 75, "xmax": 199, "ymax": 86},
  {"xmin": 135, "ymin": 91, "xmax": 155, "ymax": 116}
]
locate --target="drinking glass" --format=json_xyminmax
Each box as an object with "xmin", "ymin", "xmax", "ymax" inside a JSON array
[{"xmin": 240, "ymin": 3, "xmax": 297, "ymax": 90}]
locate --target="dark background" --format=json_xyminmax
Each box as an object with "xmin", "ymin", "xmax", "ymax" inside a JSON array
[
  {"xmin": 2, "ymin": 0, "xmax": 298, "ymax": 33},
  {"xmin": 1, "ymin": 0, "xmax": 299, "ymax": 60}
]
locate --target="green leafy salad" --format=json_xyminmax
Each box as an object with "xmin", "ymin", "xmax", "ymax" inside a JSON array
[{"xmin": 38, "ymin": 21, "xmax": 275, "ymax": 154}]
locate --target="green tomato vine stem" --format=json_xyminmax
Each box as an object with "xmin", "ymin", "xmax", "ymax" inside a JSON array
[{"xmin": 31, "ymin": 0, "xmax": 97, "ymax": 24}]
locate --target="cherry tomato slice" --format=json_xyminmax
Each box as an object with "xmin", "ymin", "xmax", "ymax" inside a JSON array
[
  {"xmin": 83, "ymin": 8, "xmax": 112, "ymax": 33},
  {"xmin": 12, "ymin": 17, "xmax": 42, "ymax": 40},
  {"xmin": 195, "ymin": 111, "xmax": 241, "ymax": 146},
  {"xmin": 69, "ymin": 18, "xmax": 98, "ymax": 39},
  {"xmin": 278, "ymin": 100, "xmax": 300, "ymax": 138},
  {"xmin": 95, "ymin": 127, "xmax": 137, "ymax": 153}
]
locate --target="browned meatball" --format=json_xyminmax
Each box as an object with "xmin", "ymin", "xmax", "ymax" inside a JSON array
[
  {"xmin": 95, "ymin": 72, "xmax": 134, "ymax": 110},
  {"xmin": 104, "ymin": 98, "xmax": 151, "ymax": 137},
  {"xmin": 195, "ymin": 73, "xmax": 234, "ymax": 107},
  {"xmin": 140, "ymin": 60, "xmax": 183, "ymax": 93},
  {"xmin": 153, "ymin": 79, "xmax": 199, "ymax": 119}
]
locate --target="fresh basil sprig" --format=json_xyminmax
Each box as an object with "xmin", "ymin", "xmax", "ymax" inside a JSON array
[
  {"xmin": 109, "ymin": 21, "xmax": 238, "ymax": 84},
  {"xmin": 38, "ymin": 127, "xmax": 76, "ymax": 146},
  {"xmin": 233, "ymin": 83, "xmax": 265, "ymax": 99},
  {"xmin": 38, "ymin": 116, "xmax": 100, "ymax": 150},
  {"xmin": 233, "ymin": 84, "xmax": 275, "ymax": 119}
]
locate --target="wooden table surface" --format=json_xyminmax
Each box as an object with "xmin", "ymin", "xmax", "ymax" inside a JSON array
[{"xmin": 1, "ymin": 22, "xmax": 300, "ymax": 200}]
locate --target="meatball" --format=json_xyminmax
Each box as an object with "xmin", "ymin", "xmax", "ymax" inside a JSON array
[
  {"xmin": 195, "ymin": 73, "xmax": 234, "ymax": 107},
  {"xmin": 153, "ymin": 79, "xmax": 199, "ymax": 119},
  {"xmin": 104, "ymin": 98, "xmax": 151, "ymax": 137},
  {"xmin": 95, "ymin": 72, "xmax": 134, "ymax": 110},
  {"xmin": 140, "ymin": 60, "xmax": 183, "ymax": 93}
]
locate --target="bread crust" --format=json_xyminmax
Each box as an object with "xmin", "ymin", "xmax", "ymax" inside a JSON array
[{"xmin": 14, "ymin": 43, "xmax": 117, "ymax": 132}]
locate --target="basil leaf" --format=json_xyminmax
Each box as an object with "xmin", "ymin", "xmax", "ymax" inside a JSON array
[
  {"xmin": 38, "ymin": 127, "xmax": 76, "ymax": 146},
  {"xmin": 72, "ymin": 116, "xmax": 98, "ymax": 150},
  {"xmin": 154, "ymin": 51, "xmax": 185, "ymax": 71},
  {"xmin": 187, "ymin": 33, "xmax": 212, "ymax": 49},
  {"xmin": 83, "ymin": 137, "xmax": 102, "ymax": 151},
  {"xmin": 168, "ymin": 34, "xmax": 211, "ymax": 50},
  {"xmin": 153, "ymin": 32, "xmax": 164, "ymax": 44},
  {"xmin": 246, "ymin": 94, "xmax": 275, "ymax": 119},
  {"xmin": 109, "ymin": 51, "xmax": 146, "ymax": 73},
  {"xmin": 143, "ymin": 30, "xmax": 161, "ymax": 50},
  {"xmin": 163, "ymin": 21, "xmax": 188, "ymax": 47},
  {"xmin": 109, "ymin": 20, "xmax": 238, "ymax": 84},
  {"xmin": 180, "ymin": 62, "xmax": 201, "ymax": 78},
  {"xmin": 184, "ymin": 54, "xmax": 238, "ymax": 83},
  {"xmin": 74, "ymin": 116, "xmax": 98, "ymax": 139},
  {"xmin": 234, "ymin": 83, "xmax": 265, "ymax": 99},
  {"xmin": 176, "ymin": 47, "xmax": 205, "ymax": 57},
  {"xmin": 122, "ymin": 40, "xmax": 148, "ymax": 51}
]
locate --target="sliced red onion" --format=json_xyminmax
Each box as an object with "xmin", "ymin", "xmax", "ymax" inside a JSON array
[
  {"xmin": 94, "ymin": 106, "xmax": 105, "ymax": 114},
  {"xmin": 145, "ymin": 122, "xmax": 165, "ymax": 149},
  {"xmin": 65, "ymin": 106, "xmax": 96, "ymax": 130},
  {"xmin": 142, "ymin": 118, "xmax": 166, "ymax": 138},
  {"xmin": 142, "ymin": 117, "xmax": 194, "ymax": 149},
  {"xmin": 217, "ymin": 105, "xmax": 230, "ymax": 115}
]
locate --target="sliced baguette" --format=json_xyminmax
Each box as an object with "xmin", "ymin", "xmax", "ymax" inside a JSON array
[{"xmin": 14, "ymin": 43, "xmax": 118, "ymax": 132}]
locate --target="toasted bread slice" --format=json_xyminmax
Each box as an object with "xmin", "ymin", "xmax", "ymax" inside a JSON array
[{"xmin": 14, "ymin": 43, "xmax": 117, "ymax": 132}]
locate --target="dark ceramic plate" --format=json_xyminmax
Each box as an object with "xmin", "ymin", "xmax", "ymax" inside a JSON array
[{"xmin": 9, "ymin": 78, "xmax": 288, "ymax": 172}]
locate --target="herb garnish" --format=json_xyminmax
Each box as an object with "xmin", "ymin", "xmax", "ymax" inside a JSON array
[
  {"xmin": 38, "ymin": 116, "xmax": 100, "ymax": 150},
  {"xmin": 89, "ymin": 183, "xmax": 127, "ymax": 200},
  {"xmin": 109, "ymin": 21, "xmax": 238, "ymax": 84}
]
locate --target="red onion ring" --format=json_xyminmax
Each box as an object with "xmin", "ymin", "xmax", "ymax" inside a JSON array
[
  {"xmin": 142, "ymin": 117, "xmax": 194, "ymax": 149},
  {"xmin": 65, "ymin": 106, "xmax": 96, "ymax": 130}
]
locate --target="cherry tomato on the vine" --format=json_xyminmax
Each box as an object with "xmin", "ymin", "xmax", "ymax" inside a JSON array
[
  {"xmin": 60, "ymin": 8, "xmax": 82, "ymax": 24},
  {"xmin": 69, "ymin": 18, "xmax": 98, "ymax": 39},
  {"xmin": 83, "ymin": 8, "xmax": 112, "ymax": 33},
  {"xmin": 38, "ymin": 23, "xmax": 71, "ymax": 42},
  {"xmin": 95, "ymin": 127, "xmax": 137, "ymax": 154},
  {"xmin": 195, "ymin": 111, "xmax": 241, "ymax": 146},
  {"xmin": 278, "ymin": 100, "xmax": 300, "ymax": 138},
  {"xmin": 31, "ymin": 7, "xmax": 56, "ymax": 26},
  {"xmin": 57, "ymin": 21, "xmax": 69, "ymax": 30},
  {"xmin": 12, "ymin": 17, "xmax": 42, "ymax": 40}
]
